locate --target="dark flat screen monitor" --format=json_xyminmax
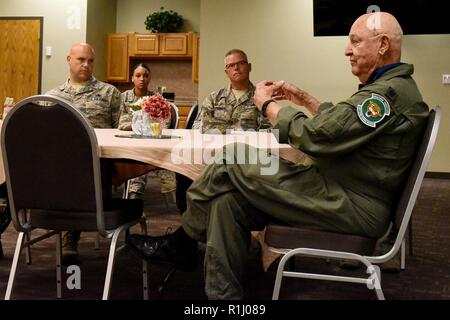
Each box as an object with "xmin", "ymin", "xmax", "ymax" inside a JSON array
[{"xmin": 313, "ymin": 0, "xmax": 450, "ymax": 36}]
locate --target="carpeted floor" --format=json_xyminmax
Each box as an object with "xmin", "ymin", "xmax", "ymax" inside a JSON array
[{"xmin": 0, "ymin": 177, "xmax": 449, "ymax": 300}]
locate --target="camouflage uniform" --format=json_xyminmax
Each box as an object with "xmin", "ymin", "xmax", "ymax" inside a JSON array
[
  {"xmin": 201, "ymin": 82, "xmax": 271, "ymax": 133},
  {"xmin": 118, "ymin": 89, "xmax": 176, "ymax": 197},
  {"xmin": 191, "ymin": 106, "xmax": 203, "ymax": 130},
  {"xmin": 118, "ymin": 89, "xmax": 154, "ymax": 130},
  {"xmin": 46, "ymin": 77, "xmax": 120, "ymax": 128},
  {"xmin": 176, "ymin": 84, "xmax": 271, "ymax": 212},
  {"xmin": 182, "ymin": 64, "xmax": 430, "ymax": 299}
]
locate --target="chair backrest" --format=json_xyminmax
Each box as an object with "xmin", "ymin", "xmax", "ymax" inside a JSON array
[
  {"xmin": 169, "ymin": 103, "xmax": 179, "ymax": 129},
  {"xmin": 391, "ymin": 106, "xmax": 441, "ymax": 249},
  {"xmin": 184, "ymin": 103, "xmax": 199, "ymax": 129},
  {"xmin": 1, "ymin": 95, "xmax": 103, "ymax": 232}
]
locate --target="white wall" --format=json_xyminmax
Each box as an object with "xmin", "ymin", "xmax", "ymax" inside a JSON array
[
  {"xmin": 199, "ymin": 0, "xmax": 450, "ymax": 172},
  {"xmin": 0, "ymin": 0, "xmax": 88, "ymax": 92}
]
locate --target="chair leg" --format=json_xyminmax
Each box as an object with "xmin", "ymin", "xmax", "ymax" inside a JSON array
[
  {"xmin": 24, "ymin": 231, "xmax": 32, "ymax": 265},
  {"xmin": 5, "ymin": 232, "xmax": 25, "ymax": 300},
  {"xmin": 158, "ymin": 266, "xmax": 176, "ymax": 300},
  {"xmin": 408, "ymin": 219, "xmax": 414, "ymax": 256},
  {"xmin": 143, "ymin": 260, "xmax": 149, "ymax": 300},
  {"xmin": 139, "ymin": 215, "xmax": 148, "ymax": 235},
  {"xmin": 371, "ymin": 272, "xmax": 385, "ymax": 300},
  {"xmin": 102, "ymin": 229, "xmax": 122, "ymax": 300},
  {"xmin": 22, "ymin": 210, "xmax": 32, "ymax": 265},
  {"xmin": 401, "ymin": 239, "xmax": 406, "ymax": 270},
  {"xmin": 0, "ymin": 237, "xmax": 3, "ymax": 259},
  {"xmin": 56, "ymin": 232, "xmax": 62, "ymax": 298},
  {"xmin": 272, "ymin": 253, "xmax": 288, "ymax": 300},
  {"xmin": 94, "ymin": 233, "xmax": 100, "ymax": 250},
  {"xmin": 123, "ymin": 180, "xmax": 131, "ymax": 199}
]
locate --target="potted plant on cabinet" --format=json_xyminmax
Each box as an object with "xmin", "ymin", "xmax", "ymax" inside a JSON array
[{"xmin": 145, "ymin": 7, "xmax": 183, "ymax": 33}]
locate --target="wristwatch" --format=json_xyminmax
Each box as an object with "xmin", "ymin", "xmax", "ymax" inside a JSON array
[{"xmin": 261, "ymin": 99, "xmax": 275, "ymax": 117}]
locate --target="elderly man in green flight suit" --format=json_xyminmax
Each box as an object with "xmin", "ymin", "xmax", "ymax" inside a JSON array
[{"xmin": 128, "ymin": 12, "xmax": 430, "ymax": 299}]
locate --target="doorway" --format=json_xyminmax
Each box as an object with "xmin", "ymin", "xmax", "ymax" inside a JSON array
[{"xmin": 0, "ymin": 17, "xmax": 43, "ymax": 117}]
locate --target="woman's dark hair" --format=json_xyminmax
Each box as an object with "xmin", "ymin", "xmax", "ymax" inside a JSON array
[{"xmin": 133, "ymin": 63, "xmax": 151, "ymax": 74}]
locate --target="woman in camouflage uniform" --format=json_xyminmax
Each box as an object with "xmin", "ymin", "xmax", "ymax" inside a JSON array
[{"xmin": 118, "ymin": 64, "xmax": 176, "ymax": 199}]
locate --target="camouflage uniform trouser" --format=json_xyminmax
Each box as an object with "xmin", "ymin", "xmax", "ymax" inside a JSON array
[{"xmin": 128, "ymin": 170, "xmax": 177, "ymax": 198}]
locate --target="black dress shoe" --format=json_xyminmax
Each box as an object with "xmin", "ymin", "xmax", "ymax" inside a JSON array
[{"xmin": 128, "ymin": 234, "xmax": 198, "ymax": 271}]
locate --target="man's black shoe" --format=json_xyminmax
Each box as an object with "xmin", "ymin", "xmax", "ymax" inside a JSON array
[{"xmin": 128, "ymin": 234, "xmax": 198, "ymax": 271}]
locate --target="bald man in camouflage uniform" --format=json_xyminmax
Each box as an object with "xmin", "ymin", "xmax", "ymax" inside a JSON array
[
  {"xmin": 46, "ymin": 43, "xmax": 121, "ymax": 264},
  {"xmin": 200, "ymin": 49, "xmax": 271, "ymax": 133}
]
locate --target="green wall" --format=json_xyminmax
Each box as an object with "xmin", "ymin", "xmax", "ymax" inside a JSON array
[
  {"xmin": 87, "ymin": 0, "xmax": 117, "ymax": 81},
  {"xmin": 1, "ymin": 0, "xmax": 448, "ymax": 171},
  {"xmin": 116, "ymin": 0, "xmax": 200, "ymax": 32}
]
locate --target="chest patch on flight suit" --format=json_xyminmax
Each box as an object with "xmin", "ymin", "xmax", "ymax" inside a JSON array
[{"xmin": 357, "ymin": 93, "xmax": 390, "ymax": 128}]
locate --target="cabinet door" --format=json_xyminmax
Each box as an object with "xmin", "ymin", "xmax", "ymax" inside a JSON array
[
  {"xmin": 106, "ymin": 33, "xmax": 129, "ymax": 82},
  {"xmin": 192, "ymin": 33, "xmax": 200, "ymax": 83},
  {"xmin": 130, "ymin": 34, "xmax": 159, "ymax": 56},
  {"xmin": 160, "ymin": 33, "xmax": 188, "ymax": 56}
]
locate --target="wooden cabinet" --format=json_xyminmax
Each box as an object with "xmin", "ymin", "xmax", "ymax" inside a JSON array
[
  {"xmin": 106, "ymin": 32, "xmax": 199, "ymax": 82},
  {"xmin": 128, "ymin": 32, "xmax": 193, "ymax": 58},
  {"xmin": 129, "ymin": 33, "xmax": 158, "ymax": 56},
  {"xmin": 160, "ymin": 33, "xmax": 189, "ymax": 56},
  {"xmin": 192, "ymin": 33, "xmax": 200, "ymax": 83},
  {"xmin": 106, "ymin": 33, "xmax": 129, "ymax": 82}
]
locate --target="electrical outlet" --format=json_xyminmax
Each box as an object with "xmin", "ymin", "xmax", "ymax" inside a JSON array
[{"xmin": 442, "ymin": 74, "xmax": 450, "ymax": 84}]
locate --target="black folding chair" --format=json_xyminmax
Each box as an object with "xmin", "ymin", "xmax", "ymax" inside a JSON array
[
  {"xmin": 266, "ymin": 107, "xmax": 441, "ymax": 300},
  {"xmin": 2, "ymin": 95, "xmax": 145, "ymax": 299}
]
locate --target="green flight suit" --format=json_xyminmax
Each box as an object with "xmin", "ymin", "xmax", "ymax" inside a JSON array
[{"xmin": 181, "ymin": 63, "xmax": 430, "ymax": 299}]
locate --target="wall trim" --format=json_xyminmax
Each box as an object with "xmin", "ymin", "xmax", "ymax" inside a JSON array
[{"xmin": 425, "ymin": 172, "xmax": 450, "ymax": 179}]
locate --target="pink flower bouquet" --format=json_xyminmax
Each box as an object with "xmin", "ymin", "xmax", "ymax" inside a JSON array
[{"xmin": 131, "ymin": 94, "xmax": 172, "ymax": 136}]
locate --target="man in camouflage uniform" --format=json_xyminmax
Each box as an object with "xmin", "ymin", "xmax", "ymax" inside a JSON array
[
  {"xmin": 46, "ymin": 43, "xmax": 121, "ymax": 264},
  {"xmin": 129, "ymin": 13, "xmax": 430, "ymax": 299},
  {"xmin": 200, "ymin": 49, "xmax": 271, "ymax": 133},
  {"xmin": 175, "ymin": 49, "xmax": 272, "ymax": 213}
]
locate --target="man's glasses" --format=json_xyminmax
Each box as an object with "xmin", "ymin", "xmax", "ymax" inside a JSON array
[{"xmin": 225, "ymin": 60, "xmax": 248, "ymax": 70}]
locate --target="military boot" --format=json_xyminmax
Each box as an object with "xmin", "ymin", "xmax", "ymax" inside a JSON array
[{"xmin": 62, "ymin": 231, "xmax": 81, "ymax": 265}]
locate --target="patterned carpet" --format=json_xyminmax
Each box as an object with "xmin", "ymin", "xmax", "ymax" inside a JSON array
[{"xmin": 0, "ymin": 177, "xmax": 449, "ymax": 300}]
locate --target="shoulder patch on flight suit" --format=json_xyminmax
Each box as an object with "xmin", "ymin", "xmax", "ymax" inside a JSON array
[{"xmin": 357, "ymin": 93, "xmax": 391, "ymax": 128}]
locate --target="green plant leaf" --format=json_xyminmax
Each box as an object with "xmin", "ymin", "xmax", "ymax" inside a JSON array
[{"xmin": 145, "ymin": 8, "xmax": 183, "ymax": 32}]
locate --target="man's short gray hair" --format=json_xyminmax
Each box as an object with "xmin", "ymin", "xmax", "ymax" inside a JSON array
[{"xmin": 224, "ymin": 49, "xmax": 248, "ymax": 62}]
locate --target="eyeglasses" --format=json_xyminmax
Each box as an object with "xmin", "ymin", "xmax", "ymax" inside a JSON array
[{"xmin": 225, "ymin": 60, "xmax": 248, "ymax": 70}]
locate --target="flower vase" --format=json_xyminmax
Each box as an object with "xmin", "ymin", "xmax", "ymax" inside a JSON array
[
  {"xmin": 131, "ymin": 110, "xmax": 152, "ymax": 136},
  {"xmin": 149, "ymin": 118, "xmax": 163, "ymax": 138}
]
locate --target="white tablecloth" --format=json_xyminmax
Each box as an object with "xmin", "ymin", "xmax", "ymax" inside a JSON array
[{"xmin": 1, "ymin": 126, "xmax": 303, "ymax": 184}]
